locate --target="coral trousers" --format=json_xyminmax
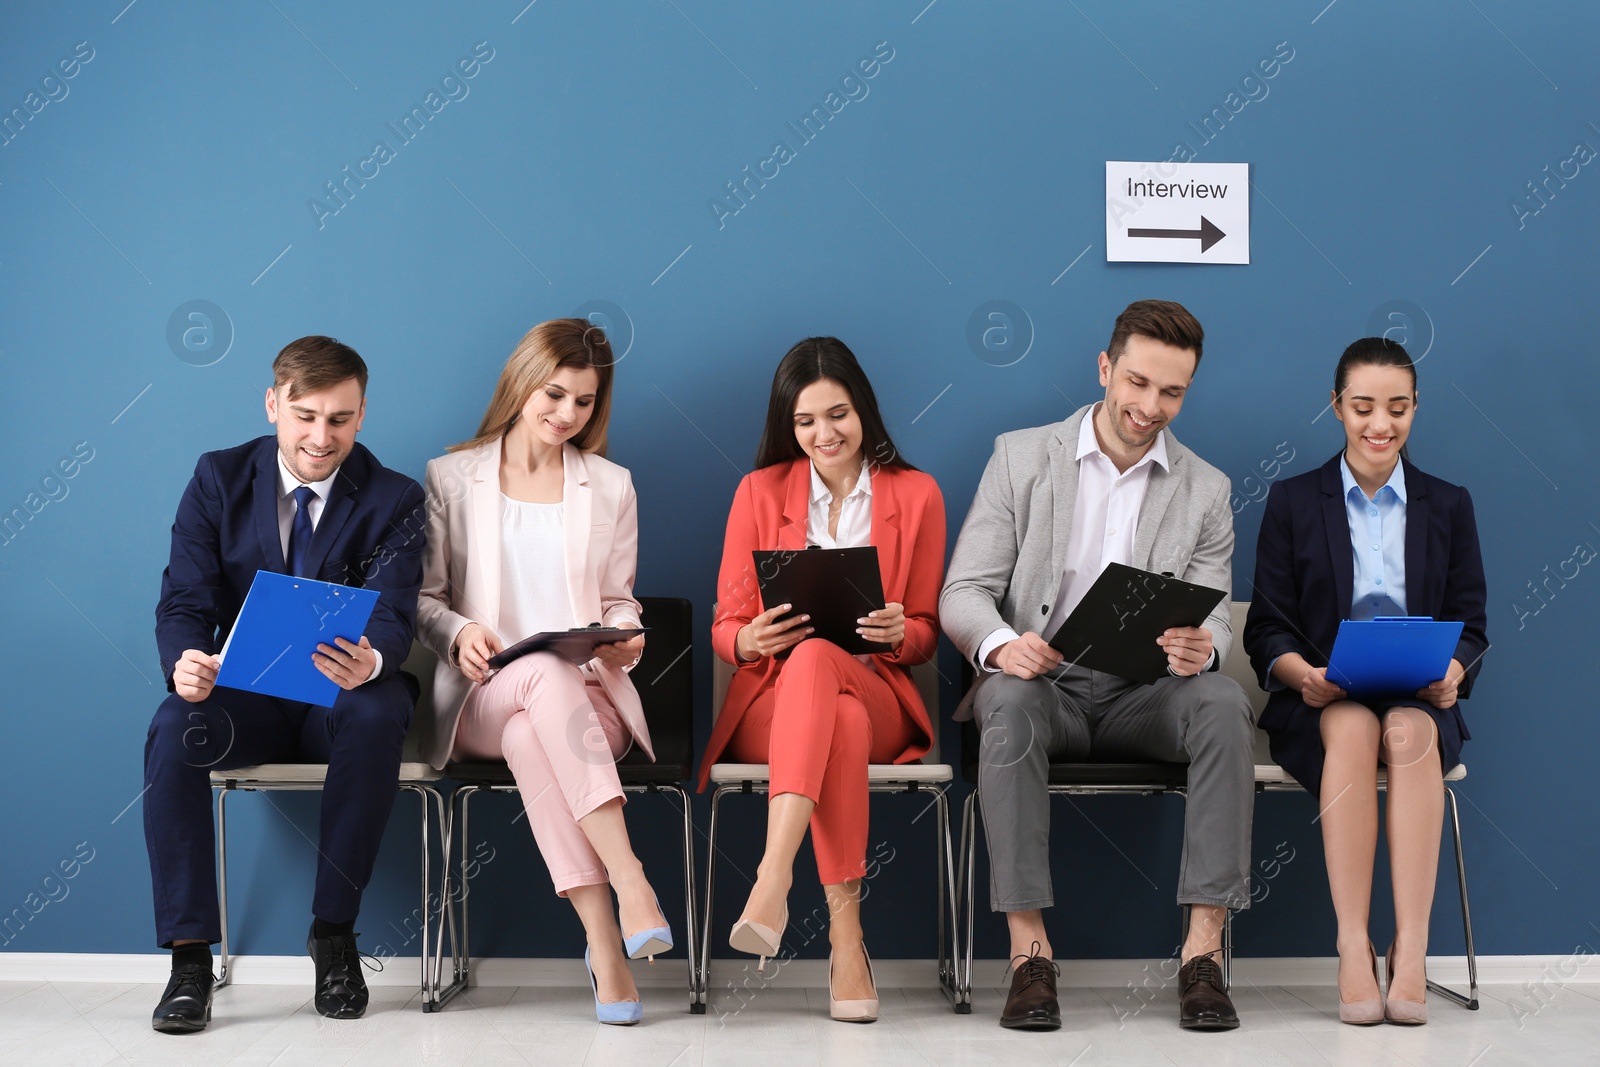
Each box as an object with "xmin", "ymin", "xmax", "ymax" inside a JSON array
[
  {"xmin": 452, "ymin": 652, "xmax": 631, "ymax": 895},
  {"xmin": 726, "ymin": 639, "xmax": 918, "ymax": 885}
]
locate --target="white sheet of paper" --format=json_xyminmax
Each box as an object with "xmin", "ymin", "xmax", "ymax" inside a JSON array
[{"xmin": 1105, "ymin": 161, "xmax": 1250, "ymax": 264}]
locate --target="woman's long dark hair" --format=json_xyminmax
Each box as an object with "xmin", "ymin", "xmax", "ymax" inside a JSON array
[
  {"xmin": 1334, "ymin": 336, "xmax": 1417, "ymax": 463},
  {"xmin": 753, "ymin": 337, "xmax": 916, "ymax": 473}
]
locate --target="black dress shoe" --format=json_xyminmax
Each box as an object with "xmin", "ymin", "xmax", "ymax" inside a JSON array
[
  {"xmin": 1178, "ymin": 950, "xmax": 1239, "ymax": 1031},
  {"xmin": 152, "ymin": 963, "xmax": 214, "ymax": 1034},
  {"xmin": 1000, "ymin": 946, "xmax": 1062, "ymax": 1031},
  {"xmin": 307, "ymin": 926, "xmax": 369, "ymax": 1019}
]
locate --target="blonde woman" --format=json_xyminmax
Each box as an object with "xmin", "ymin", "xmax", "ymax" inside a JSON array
[{"xmin": 417, "ymin": 319, "xmax": 668, "ymax": 1024}]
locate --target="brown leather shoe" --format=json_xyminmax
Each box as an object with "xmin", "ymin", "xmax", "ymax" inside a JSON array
[
  {"xmin": 1178, "ymin": 950, "xmax": 1239, "ymax": 1031},
  {"xmin": 1000, "ymin": 944, "xmax": 1061, "ymax": 1031}
]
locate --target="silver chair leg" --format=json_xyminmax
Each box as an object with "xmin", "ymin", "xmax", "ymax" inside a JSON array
[
  {"xmin": 659, "ymin": 784, "xmax": 705, "ymax": 1014},
  {"xmin": 958, "ymin": 790, "xmax": 977, "ymax": 1008},
  {"xmin": 215, "ymin": 786, "xmax": 232, "ymax": 989},
  {"xmin": 1223, "ymin": 909, "xmax": 1233, "ymax": 990},
  {"xmin": 936, "ymin": 787, "xmax": 967, "ymax": 1012},
  {"xmin": 428, "ymin": 785, "xmax": 457, "ymax": 1007},
  {"xmin": 432, "ymin": 785, "xmax": 477, "ymax": 1009},
  {"xmin": 1427, "ymin": 786, "xmax": 1479, "ymax": 1010},
  {"xmin": 403, "ymin": 785, "xmax": 438, "ymax": 1013},
  {"xmin": 700, "ymin": 786, "xmax": 729, "ymax": 1008}
]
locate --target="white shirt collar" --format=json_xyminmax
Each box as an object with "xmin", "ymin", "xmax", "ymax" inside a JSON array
[
  {"xmin": 1076, "ymin": 402, "xmax": 1169, "ymax": 473},
  {"xmin": 276, "ymin": 449, "xmax": 340, "ymax": 501},
  {"xmin": 809, "ymin": 459, "xmax": 872, "ymax": 505},
  {"xmin": 1339, "ymin": 453, "xmax": 1407, "ymax": 505}
]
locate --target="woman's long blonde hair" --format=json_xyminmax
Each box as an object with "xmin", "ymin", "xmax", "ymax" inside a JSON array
[{"xmin": 450, "ymin": 318, "xmax": 616, "ymax": 455}]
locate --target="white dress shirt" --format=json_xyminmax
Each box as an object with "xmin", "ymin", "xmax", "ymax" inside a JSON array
[
  {"xmin": 979, "ymin": 404, "xmax": 1205, "ymax": 675},
  {"xmin": 274, "ymin": 450, "xmax": 383, "ymax": 682},
  {"xmin": 807, "ymin": 460, "xmax": 872, "ymax": 549}
]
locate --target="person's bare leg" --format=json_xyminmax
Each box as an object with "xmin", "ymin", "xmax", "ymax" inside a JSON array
[
  {"xmin": 823, "ymin": 880, "xmax": 875, "ymax": 1000},
  {"xmin": 567, "ymin": 882, "xmax": 636, "ymax": 1004},
  {"xmin": 1319, "ymin": 701, "xmax": 1382, "ymax": 1003},
  {"xmin": 737, "ymin": 791, "xmax": 815, "ymax": 931},
  {"xmin": 1180, "ymin": 904, "xmax": 1228, "ymax": 962},
  {"xmin": 1006, "ymin": 910, "xmax": 1052, "ymax": 962},
  {"xmin": 576, "ymin": 797, "xmax": 665, "ymax": 943},
  {"xmin": 1381, "ymin": 708, "xmax": 1444, "ymax": 1005}
]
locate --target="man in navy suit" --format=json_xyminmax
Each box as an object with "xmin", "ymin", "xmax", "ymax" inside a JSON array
[{"xmin": 145, "ymin": 336, "xmax": 426, "ymax": 1033}]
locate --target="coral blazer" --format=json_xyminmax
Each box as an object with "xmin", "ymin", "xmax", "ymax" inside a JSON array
[
  {"xmin": 700, "ymin": 459, "xmax": 945, "ymax": 789},
  {"xmin": 415, "ymin": 438, "xmax": 652, "ymax": 770}
]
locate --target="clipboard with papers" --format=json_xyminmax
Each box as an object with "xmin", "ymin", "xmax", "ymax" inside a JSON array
[
  {"xmin": 486, "ymin": 626, "xmax": 649, "ymax": 671},
  {"xmin": 214, "ymin": 570, "xmax": 380, "ymax": 707},
  {"xmin": 1324, "ymin": 616, "xmax": 1464, "ymax": 695},
  {"xmin": 1045, "ymin": 562, "xmax": 1227, "ymax": 685},
  {"xmin": 753, "ymin": 546, "xmax": 889, "ymax": 656}
]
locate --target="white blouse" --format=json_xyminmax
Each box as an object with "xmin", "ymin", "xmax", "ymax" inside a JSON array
[
  {"xmin": 496, "ymin": 495, "xmax": 574, "ymax": 645},
  {"xmin": 807, "ymin": 461, "xmax": 872, "ymax": 549}
]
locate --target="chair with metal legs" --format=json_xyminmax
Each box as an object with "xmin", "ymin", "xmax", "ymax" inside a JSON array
[
  {"xmin": 433, "ymin": 596, "xmax": 702, "ymax": 1013},
  {"xmin": 698, "ymin": 627, "xmax": 962, "ymax": 1013},
  {"xmin": 955, "ymin": 601, "xmax": 1479, "ymax": 1009},
  {"xmin": 211, "ymin": 641, "xmax": 451, "ymax": 1011}
]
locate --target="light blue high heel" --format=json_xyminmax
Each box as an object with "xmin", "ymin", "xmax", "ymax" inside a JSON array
[
  {"xmin": 622, "ymin": 891, "xmax": 673, "ymax": 962},
  {"xmin": 584, "ymin": 946, "xmax": 642, "ymax": 1026}
]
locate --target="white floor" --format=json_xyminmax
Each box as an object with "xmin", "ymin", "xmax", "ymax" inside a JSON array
[{"xmin": 3, "ymin": 971, "xmax": 1599, "ymax": 1067}]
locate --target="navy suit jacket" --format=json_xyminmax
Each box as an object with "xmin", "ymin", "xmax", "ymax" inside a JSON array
[
  {"xmin": 155, "ymin": 436, "xmax": 427, "ymax": 694},
  {"xmin": 1244, "ymin": 453, "xmax": 1489, "ymax": 740}
]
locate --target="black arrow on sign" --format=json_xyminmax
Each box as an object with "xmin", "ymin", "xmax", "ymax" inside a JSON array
[{"xmin": 1128, "ymin": 216, "xmax": 1226, "ymax": 253}]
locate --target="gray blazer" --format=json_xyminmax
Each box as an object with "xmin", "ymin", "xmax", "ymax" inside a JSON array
[{"xmin": 940, "ymin": 405, "xmax": 1235, "ymax": 718}]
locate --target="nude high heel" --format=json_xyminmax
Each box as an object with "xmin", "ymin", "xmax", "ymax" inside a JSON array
[
  {"xmin": 729, "ymin": 905, "xmax": 787, "ymax": 975},
  {"xmin": 829, "ymin": 945, "xmax": 879, "ymax": 1023},
  {"xmin": 1338, "ymin": 940, "xmax": 1384, "ymax": 1026},
  {"xmin": 1384, "ymin": 941, "xmax": 1428, "ymax": 1025}
]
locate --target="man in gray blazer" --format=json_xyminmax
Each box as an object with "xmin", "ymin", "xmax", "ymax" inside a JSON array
[{"xmin": 941, "ymin": 300, "xmax": 1254, "ymax": 1033}]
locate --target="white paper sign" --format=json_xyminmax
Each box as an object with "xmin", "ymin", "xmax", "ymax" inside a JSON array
[{"xmin": 1105, "ymin": 161, "xmax": 1250, "ymax": 264}]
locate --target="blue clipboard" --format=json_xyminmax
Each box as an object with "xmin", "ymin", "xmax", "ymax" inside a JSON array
[
  {"xmin": 1324, "ymin": 617, "xmax": 1463, "ymax": 695},
  {"xmin": 214, "ymin": 570, "xmax": 380, "ymax": 707}
]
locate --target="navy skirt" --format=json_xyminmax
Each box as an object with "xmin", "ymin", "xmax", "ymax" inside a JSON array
[{"xmin": 1260, "ymin": 697, "xmax": 1470, "ymax": 799}]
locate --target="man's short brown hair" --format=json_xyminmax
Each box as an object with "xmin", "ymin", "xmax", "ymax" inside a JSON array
[
  {"xmin": 272, "ymin": 336, "xmax": 368, "ymax": 399},
  {"xmin": 1105, "ymin": 300, "xmax": 1204, "ymax": 367}
]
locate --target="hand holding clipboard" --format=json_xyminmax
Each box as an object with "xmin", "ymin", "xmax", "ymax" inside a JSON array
[{"xmin": 742, "ymin": 547, "xmax": 898, "ymax": 659}]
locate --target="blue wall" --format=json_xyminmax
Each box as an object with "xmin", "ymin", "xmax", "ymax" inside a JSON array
[{"xmin": 3, "ymin": 1, "xmax": 1597, "ymax": 964}]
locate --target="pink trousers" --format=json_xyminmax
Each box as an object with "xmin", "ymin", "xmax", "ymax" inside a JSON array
[{"xmin": 451, "ymin": 651, "xmax": 631, "ymax": 895}]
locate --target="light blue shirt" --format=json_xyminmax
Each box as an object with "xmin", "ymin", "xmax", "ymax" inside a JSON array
[{"xmin": 1341, "ymin": 454, "xmax": 1407, "ymax": 620}]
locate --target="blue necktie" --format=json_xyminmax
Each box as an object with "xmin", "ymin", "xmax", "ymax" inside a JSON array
[{"xmin": 288, "ymin": 485, "xmax": 316, "ymax": 576}]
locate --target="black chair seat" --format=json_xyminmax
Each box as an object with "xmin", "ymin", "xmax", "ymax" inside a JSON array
[{"xmin": 1045, "ymin": 762, "xmax": 1188, "ymax": 789}]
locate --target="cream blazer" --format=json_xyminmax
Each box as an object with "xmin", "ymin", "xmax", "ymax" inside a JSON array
[{"xmin": 415, "ymin": 438, "xmax": 651, "ymax": 769}]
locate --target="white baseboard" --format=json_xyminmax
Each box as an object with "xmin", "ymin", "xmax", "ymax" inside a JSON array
[{"xmin": 3, "ymin": 952, "xmax": 1598, "ymax": 989}]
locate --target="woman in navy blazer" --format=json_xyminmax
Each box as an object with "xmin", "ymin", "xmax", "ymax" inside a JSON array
[{"xmin": 1244, "ymin": 338, "xmax": 1487, "ymax": 1027}]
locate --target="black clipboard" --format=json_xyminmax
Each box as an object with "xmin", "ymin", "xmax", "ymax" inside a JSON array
[
  {"xmin": 487, "ymin": 625, "xmax": 648, "ymax": 670},
  {"xmin": 1046, "ymin": 562, "xmax": 1226, "ymax": 684},
  {"xmin": 753, "ymin": 546, "xmax": 889, "ymax": 656}
]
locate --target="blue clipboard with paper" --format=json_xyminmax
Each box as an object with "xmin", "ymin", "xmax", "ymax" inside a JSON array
[
  {"xmin": 214, "ymin": 570, "xmax": 380, "ymax": 707},
  {"xmin": 1324, "ymin": 616, "xmax": 1463, "ymax": 695}
]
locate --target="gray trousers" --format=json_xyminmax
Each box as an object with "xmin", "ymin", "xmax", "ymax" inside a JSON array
[{"xmin": 973, "ymin": 664, "xmax": 1256, "ymax": 912}]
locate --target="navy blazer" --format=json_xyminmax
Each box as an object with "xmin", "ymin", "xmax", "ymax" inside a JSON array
[
  {"xmin": 155, "ymin": 435, "xmax": 427, "ymax": 693},
  {"xmin": 1244, "ymin": 453, "xmax": 1489, "ymax": 739}
]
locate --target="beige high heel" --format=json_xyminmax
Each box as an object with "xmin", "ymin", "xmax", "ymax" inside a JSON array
[
  {"xmin": 1384, "ymin": 941, "xmax": 1428, "ymax": 1025},
  {"xmin": 829, "ymin": 944, "xmax": 879, "ymax": 1023},
  {"xmin": 1338, "ymin": 940, "xmax": 1384, "ymax": 1026},
  {"xmin": 728, "ymin": 905, "xmax": 787, "ymax": 975}
]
